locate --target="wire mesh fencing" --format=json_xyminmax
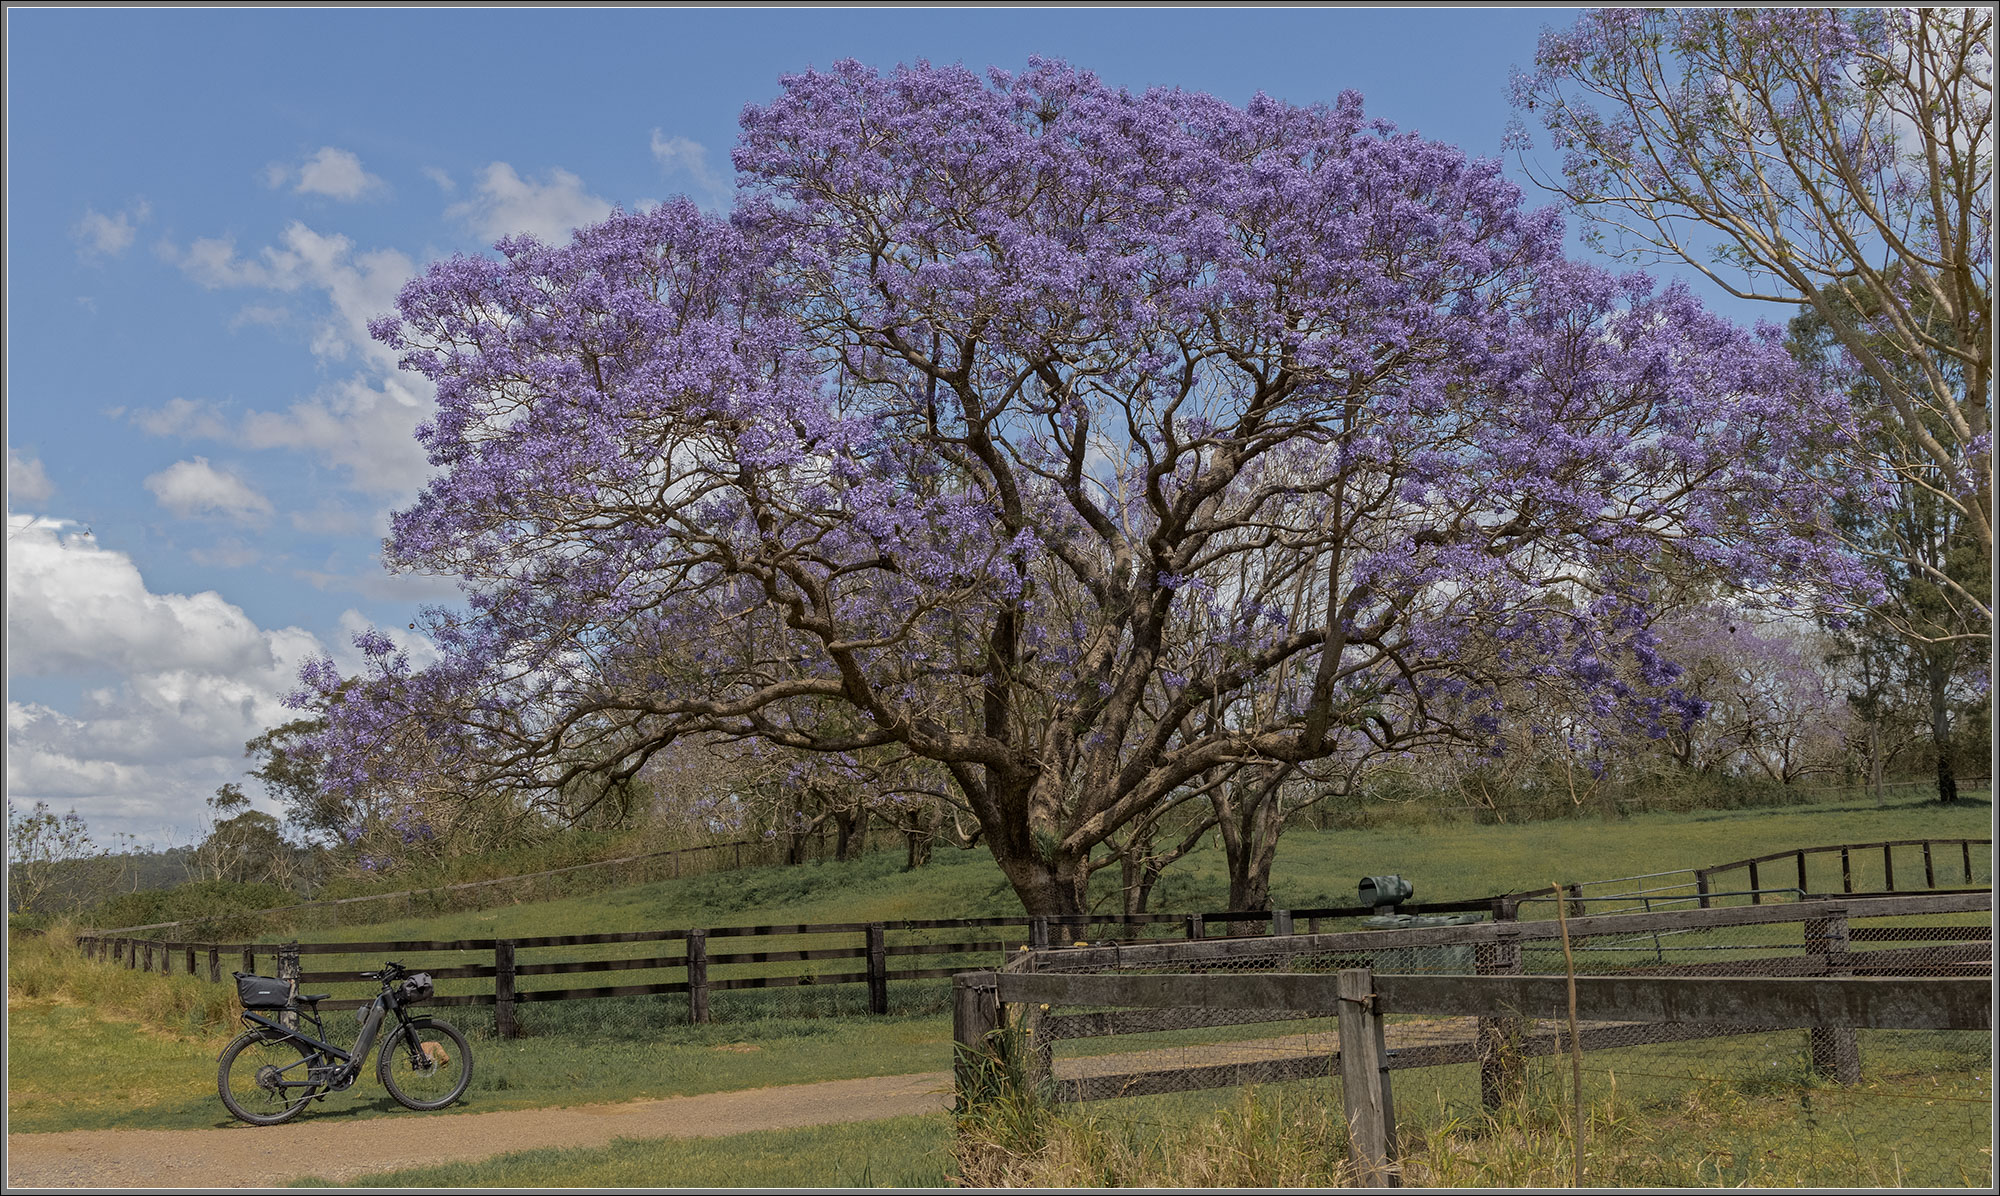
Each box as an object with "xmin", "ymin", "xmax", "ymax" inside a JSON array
[{"xmin": 981, "ymin": 892, "xmax": 1991, "ymax": 1188}]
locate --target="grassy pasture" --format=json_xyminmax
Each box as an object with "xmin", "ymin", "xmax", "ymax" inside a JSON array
[{"xmin": 9, "ymin": 788, "xmax": 1990, "ymax": 1186}]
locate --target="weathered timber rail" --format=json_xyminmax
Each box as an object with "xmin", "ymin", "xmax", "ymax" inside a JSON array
[
  {"xmin": 956, "ymin": 962, "xmax": 1992, "ymax": 1186},
  {"xmin": 74, "ymin": 900, "xmax": 1495, "ymax": 1034},
  {"xmin": 957, "ymin": 892, "xmax": 1994, "ymax": 1187},
  {"xmin": 1693, "ymin": 837, "xmax": 1991, "ymax": 907}
]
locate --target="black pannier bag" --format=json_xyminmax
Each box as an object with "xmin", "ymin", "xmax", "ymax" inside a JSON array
[
  {"xmin": 234, "ymin": 972, "xmax": 292, "ymax": 1009},
  {"xmin": 398, "ymin": 972, "xmax": 434, "ymax": 1004}
]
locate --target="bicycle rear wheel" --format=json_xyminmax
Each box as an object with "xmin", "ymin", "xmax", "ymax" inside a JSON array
[
  {"xmin": 377, "ymin": 1017, "xmax": 473, "ymax": 1111},
  {"xmin": 218, "ymin": 1029, "xmax": 322, "ymax": 1125}
]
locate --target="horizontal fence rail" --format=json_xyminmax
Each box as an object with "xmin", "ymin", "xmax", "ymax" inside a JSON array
[
  {"xmin": 76, "ymin": 899, "xmax": 1507, "ymax": 1033},
  {"xmin": 957, "ymin": 891, "xmax": 1994, "ymax": 1187},
  {"xmin": 993, "ymin": 971, "xmax": 1992, "ymax": 1030},
  {"xmin": 73, "ymin": 840, "xmax": 1991, "ymax": 1035}
]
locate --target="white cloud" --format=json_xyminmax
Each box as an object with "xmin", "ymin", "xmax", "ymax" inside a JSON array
[
  {"xmin": 126, "ymin": 396, "xmax": 234, "ymax": 440},
  {"xmin": 145, "ymin": 222, "xmax": 435, "ymax": 498},
  {"xmin": 241, "ymin": 375, "xmax": 432, "ymax": 496},
  {"xmin": 4, "ymin": 516, "xmax": 330, "ymax": 841},
  {"xmin": 446, "ymin": 162, "xmax": 612, "ymax": 244},
  {"xmin": 422, "ymin": 166, "xmax": 455, "ymax": 193},
  {"xmin": 650, "ymin": 131, "xmax": 731, "ymax": 209},
  {"xmin": 144, "ymin": 457, "xmax": 275, "ymax": 523},
  {"xmin": 7, "ymin": 450, "xmax": 55, "ymax": 504},
  {"xmin": 267, "ymin": 146, "xmax": 387, "ymax": 201},
  {"xmin": 73, "ymin": 201, "xmax": 150, "ymax": 258}
]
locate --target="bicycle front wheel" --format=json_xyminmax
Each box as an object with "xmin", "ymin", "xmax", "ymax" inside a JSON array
[
  {"xmin": 218, "ymin": 1029, "xmax": 321, "ymax": 1125},
  {"xmin": 377, "ymin": 1017, "xmax": 473, "ymax": 1111}
]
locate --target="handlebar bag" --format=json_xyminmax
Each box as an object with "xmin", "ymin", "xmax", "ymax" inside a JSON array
[{"xmin": 398, "ymin": 972, "xmax": 434, "ymax": 1004}]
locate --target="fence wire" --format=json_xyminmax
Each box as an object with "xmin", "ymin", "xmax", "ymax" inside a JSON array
[{"xmin": 1008, "ymin": 902, "xmax": 1992, "ymax": 1188}]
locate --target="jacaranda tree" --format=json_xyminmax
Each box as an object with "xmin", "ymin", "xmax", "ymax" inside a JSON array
[{"xmin": 297, "ymin": 61, "xmax": 1870, "ymax": 915}]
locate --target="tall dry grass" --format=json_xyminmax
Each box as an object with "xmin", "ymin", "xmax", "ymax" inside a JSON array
[{"xmin": 6, "ymin": 921, "xmax": 239, "ymax": 1039}]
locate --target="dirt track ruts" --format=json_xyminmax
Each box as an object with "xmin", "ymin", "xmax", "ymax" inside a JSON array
[{"xmin": 4, "ymin": 1071, "xmax": 955, "ymax": 1190}]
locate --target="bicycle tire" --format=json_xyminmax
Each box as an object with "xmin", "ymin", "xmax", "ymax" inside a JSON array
[
  {"xmin": 377, "ymin": 1017, "xmax": 473, "ymax": 1111},
  {"xmin": 218, "ymin": 1028, "xmax": 322, "ymax": 1125}
]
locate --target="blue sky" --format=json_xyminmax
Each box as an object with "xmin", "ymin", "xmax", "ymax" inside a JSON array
[{"xmin": 5, "ymin": 7, "xmax": 1770, "ymax": 846}]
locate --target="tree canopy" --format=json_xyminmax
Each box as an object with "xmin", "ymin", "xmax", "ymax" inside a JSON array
[{"xmin": 298, "ymin": 60, "xmax": 1872, "ymax": 914}]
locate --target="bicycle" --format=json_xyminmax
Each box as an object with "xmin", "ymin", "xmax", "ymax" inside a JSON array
[{"xmin": 218, "ymin": 960, "xmax": 473, "ymax": 1125}]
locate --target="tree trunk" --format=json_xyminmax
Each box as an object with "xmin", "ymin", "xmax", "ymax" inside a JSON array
[
  {"xmin": 1928, "ymin": 657, "xmax": 1958, "ymax": 804},
  {"xmin": 1216, "ymin": 766, "xmax": 1290, "ymax": 912},
  {"xmin": 992, "ymin": 847, "xmax": 1091, "ymax": 917},
  {"xmin": 903, "ymin": 825, "xmax": 932, "ymax": 870},
  {"xmin": 833, "ymin": 807, "xmax": 869, "ymax": 861}
]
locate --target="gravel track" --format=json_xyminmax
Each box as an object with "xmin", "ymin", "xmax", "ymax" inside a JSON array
[{"xmin": 4, "ymin": 1071, "xmax": 955, "ymax": 1190}]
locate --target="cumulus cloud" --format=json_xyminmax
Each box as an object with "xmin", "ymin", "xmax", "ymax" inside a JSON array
[
  {"xmin": 7, "ymin": 450, "xmax": 55, "ymax": 504},
  {"xmin": 650, "ymin": 131, "xmax": 731, "ymax": 209},
  {"xmin": 421, "ymin": 166, "xmax": 455, "ymax": 193},
  {"xmin": 4, "ymin": 516, "xmax": 331, "ymax": 840},
  {"xmin": 144, "ymin": 222, "xmax": 434, "ymax": 498},
  {"xmin": 144, "ymin": 457, "xmax": 275, "ymax": 523},
  {"xmin": 267, "ymin": 146, "xmax": 386, "ymax": 201},
  {"xmin": 446, "ymin": 162, "xmax": 612, "ymax": 245},
  {"xmin": 73, "ymin": 200, "xmax": 150, "ymax": 259},
  {"xmin": 125, "ymin": 396, "xmax": 234, "ymax": 440}
]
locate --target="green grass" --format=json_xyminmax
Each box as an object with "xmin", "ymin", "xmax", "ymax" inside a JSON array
[
  {"xmin": 258, "ymin": 788, "xmax": 1992, "ymax": 947},
  {"xmin": 289, "ymin": 1112, "xmax": 957, "ymax": 1188},
  {"xmin": 1, "ymin": 997, "xmax": 956, "ymax": 1134},
  {"xmin": 957, "ymin": 1029, "xmax": 1992, "ymax": 1188},
  {"xmin": 11, "ymin": 790, "xmax": 1990, "ymax": 1142}
]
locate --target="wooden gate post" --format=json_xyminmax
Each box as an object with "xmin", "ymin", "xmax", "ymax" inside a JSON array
[
  {"xmin": 951, "ymin": 970, "xmax": 1002, "ymax": 1114},
  {"xmin": 242, "ymin": 946, "xmax": 256, "ymax": 977},
  {"xmin": 276, "ymin": 942, "xmax": 301, "ymax": 1032},
  {"xmin": 1476, "ymin": 924, "xmax": 1526, "ymax": 1110},
  {"xmin": 686, "ymin": 930, "xmax": 710, "ymax": 1025},
  {"xmin": 185, "ymin": 944, "xmax": 197, "ymax": 976},
  {"xmin": 1337, "ymin": 968, "xmax": 1399, "ymax": 1187},
  {"xmin": 494, "ymin": 940, "xmax": 519, "ymax": 1039},
  {"xmin": 1805, "ymin": 908, "xmax": 1860, "ymax": 1083},
  {"xmin": 208, "ymin": 946, "xmax": 222, "ymax": 984},
  {"xmin": 866, "ymin": 923, "xmax": 888, "ymax": 1015}
]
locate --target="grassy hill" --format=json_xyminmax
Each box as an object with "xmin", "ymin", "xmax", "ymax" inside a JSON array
[{"xmin": 268, "ymin": 788, "xmax": 1990, "ymax": 946}]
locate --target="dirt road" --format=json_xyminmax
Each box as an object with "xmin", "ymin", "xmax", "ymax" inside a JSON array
[{"xmin": 4, "ymin": 1071, "xmax": 955, "ymax": 1189}]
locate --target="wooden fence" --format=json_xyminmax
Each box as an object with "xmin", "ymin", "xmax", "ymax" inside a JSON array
[
  {"xmin": 1693, "ymin": 837, "xmax": 1991, "ymax": 906},
  {"xmin": 959, "ymin": 965, "xmax": 1991, "ymax": 1186},
  {"xmin": 959, "ymin": 891, "xmax": 1994, "ymax": 1186},
  {"xmin": 73, "ymin": 899, "xmax": 1501, "ymax": 1035}
]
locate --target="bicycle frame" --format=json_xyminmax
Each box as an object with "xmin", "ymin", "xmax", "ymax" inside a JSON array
[{"xmin": 239, "ymin": 989, "xmax": 414, "ymax": 1091}]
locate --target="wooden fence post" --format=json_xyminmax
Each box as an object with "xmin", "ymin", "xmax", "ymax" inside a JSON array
[
  {"xmin": 143, "ymin": 941, "xmax": 155, "ymax": 972},
  {"xmin": 1029, "ymin": 917, "xmax": 1050, "ymax": 950},
  {"xmin": 185, "ymin": 944, "xmax": 197, "ymax": 976},
  {"xmin": 1185, "ymin": 913, "xmax": 1205, "ymax": 941},
  {"xmin": 1337, "ymin": 968, "xmax": 1398, "ymax": 1187},
  {"xmin": 1694, "ymin": 870, "xmax": 1711, "ymax": 909},
  {"xmin": 208, "ymin": 946, "xmax": 222, "ymax": 984},
  {"xmin": 1273, "ymin": 909, "xmax": 1295, "ymax": 937},
  {"xmin": 276, "ymin": 942, "xmax": 301, "ymax": 1032},
  {"xmin": 242, "ymin": 946, "xmax": 256, "ymax": 977},
  {"xmin": 1476, "ymin": 924, "xmax": 1526, "ymax": 1110},
  {"xmin": 866, "ymin": 923, "xmax": 888, "ymax": 1015},
  {"xmin": 494, "ymin": 940, "xmax": 519, "ymax": 1039},
  {"xmin": 686, "ymin": 930, "xmax": 709, "ymax": 1025},
  {"xmin": 1805, "ymin": 907, "xmax": 1860, "ymax": 1083},
  {"xmin": 951, "ymin": 970, "xmax": 1003, "ymax": 1114}
]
